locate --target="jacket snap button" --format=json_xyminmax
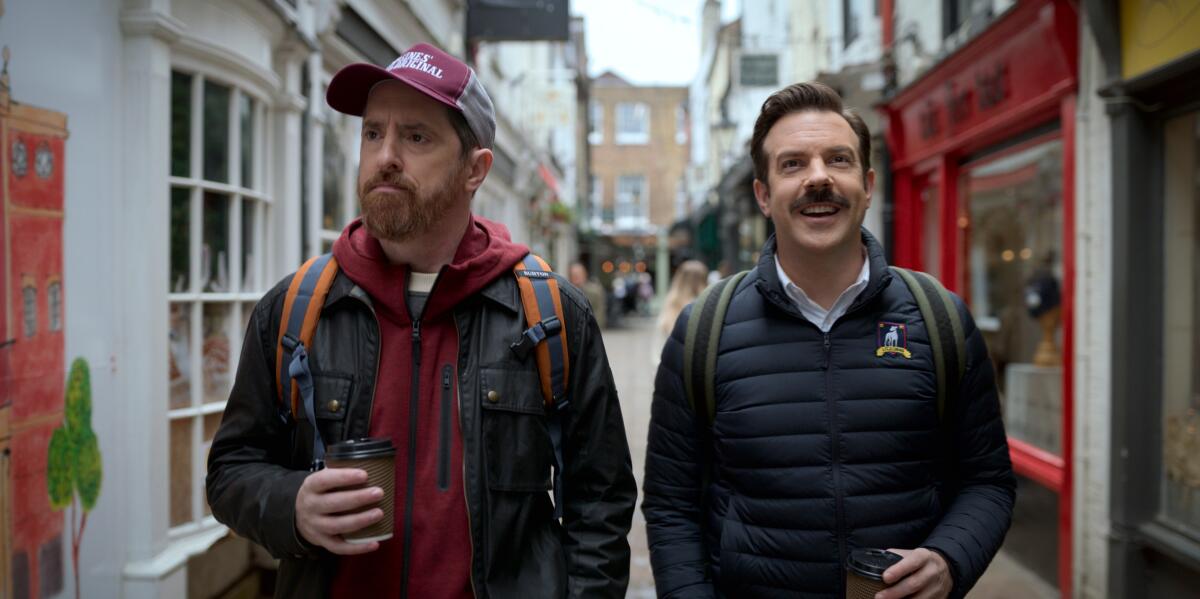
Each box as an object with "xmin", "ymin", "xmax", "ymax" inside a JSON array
[
  {"xmin": 487, "ymin": 390, "xmax": 499, "ymax": 403},
  {"xmin": 327, "ymin": 399, "xmax": 341, "ymax": 413}
]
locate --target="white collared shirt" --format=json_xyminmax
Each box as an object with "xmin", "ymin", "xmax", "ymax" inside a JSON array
[{"xmin": 774, "ymin": 249, "xmax": 870, "ymax": 333}]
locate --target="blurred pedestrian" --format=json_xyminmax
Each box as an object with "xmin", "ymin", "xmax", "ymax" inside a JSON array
[
  {"xmin": 643, "ymin": 82, "xmax": 1014, "ymax": 599},
  {"xmin": 207, "ymin": 42, "xmax": 635, "ymax": 599},
  {"xmin": 570, "ymin": 261, "xmax": 608, "ymax": 329},
  {"xmin": 656, "ymin": 260, "xmax": 709, "ymax": 336},
  {"xmin": 652, "ymin": 260, "xmax": 708, "ymax": 365}
]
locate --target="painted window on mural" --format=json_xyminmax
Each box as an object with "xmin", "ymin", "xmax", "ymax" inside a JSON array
[
  {"xmin": 22, "ymin": 279, "xmax": 36, "ymax": 337},
  {"xmin": 168, "ymin": 69, "xmax": 269, "ymax": 530},
  {"xmin": 1162, "ymin": 110, "xmax": 1200, "ymax": 534},
  {"xmin": 48, "ymin": 280, "xmax": 61, "ymax": 331},
  {"xmin": 961, "ymin": 137, "xmax": 1064, "ymax": 456}
]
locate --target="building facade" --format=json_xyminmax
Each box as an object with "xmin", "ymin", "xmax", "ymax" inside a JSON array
[
  {"xmin": 0, "ymin": 0, "xmax": 569, "ymax": 597},
  {"xmin": 1077, "ymin": 0, "xmax": 1200, "ymax": 596},
  {"xmin": 883, "ymin": 0, "xmax": 1075, "ymax": 595},
  {"xmin": 587, "ymin": 72, "xmax": 689, "ymax": 281}
]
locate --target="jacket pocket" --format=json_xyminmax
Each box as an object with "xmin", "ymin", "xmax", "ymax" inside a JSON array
[
  {"xmin": 479, "ymin": 367, "xmax": 553, "ymax": 492},
  {"xmin": 310, "ymin": 372, "xmax": 353, "ymax": 444}
]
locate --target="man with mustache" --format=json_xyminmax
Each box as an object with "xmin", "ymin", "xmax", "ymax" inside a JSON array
[
  {"xmin": 207, "ymin": 43, "xmax": 636, "ymax": 599},
  {"xmin": 642, "ymin": 82, "xmax": 1014, "ymax": 598}
]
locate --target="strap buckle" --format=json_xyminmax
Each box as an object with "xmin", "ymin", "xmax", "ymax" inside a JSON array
[{"xmin": 509, "ymin": 315, "xmax": 562, "ymax": 359}]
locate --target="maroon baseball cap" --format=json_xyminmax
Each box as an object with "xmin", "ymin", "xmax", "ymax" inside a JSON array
[{"xmin": 327, "ymin": 43, "xmax": 496, "ymax": 149}]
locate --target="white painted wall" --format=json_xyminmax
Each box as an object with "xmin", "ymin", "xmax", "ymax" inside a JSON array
[
  {"xmin": 1072, "ymin": 21, "xmax": 1113, "ymax": 599},
  {"xmin": 2, "ymin": 0, "xmax": 126, "ymax": 596}
]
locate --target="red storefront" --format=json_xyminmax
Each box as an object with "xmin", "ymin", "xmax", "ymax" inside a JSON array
[{"xmin": 881, "ymin": 0, "xmax": 1078, "ymax": 595}]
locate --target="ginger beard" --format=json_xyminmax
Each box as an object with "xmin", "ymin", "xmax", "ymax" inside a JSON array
[{"xmin": 359, "ymin": 159, "xmax": 467, "ymax": 242}]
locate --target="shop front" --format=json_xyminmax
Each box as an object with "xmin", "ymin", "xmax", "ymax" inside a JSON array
[
  {"xmin": 882, "ymin": 0, "xmax": 1078, "ymax": 595},
  {"xmin": 1086, "ymin": 0, "xmax": 1200, "ymax": 594}
]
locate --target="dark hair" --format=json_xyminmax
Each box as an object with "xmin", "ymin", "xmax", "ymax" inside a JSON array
[
  {"xmin": 446, "ymin": 107, "xmax": 479, "ymax": 160},
  {"xmin": 749, "ymin": 82, "xmax": 871, "ymax": 184}
]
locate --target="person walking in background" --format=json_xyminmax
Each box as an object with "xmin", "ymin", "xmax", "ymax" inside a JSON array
[
  {"xmin": 652, "ymin": 260, "xmax": 709, "ymax": 366},
  {"xmin": 206, "ymin": 42, "xmax": 636, "ymax": 599},
  {"xmin": 656, "ymin": 260, "xmax": 709, "ymax": 337},
  {"xmin": 642, "ymin": 82, "xmax": 1014, "ymax": 598},
  {"xmin": 570, "ymin": 261, "xmax": 608, "ymax": 329}
]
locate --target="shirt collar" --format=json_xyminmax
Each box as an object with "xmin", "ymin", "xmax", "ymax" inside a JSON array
[{"xmin": 774, "ymin": 247, "xmax": 870, "ymax": 309}]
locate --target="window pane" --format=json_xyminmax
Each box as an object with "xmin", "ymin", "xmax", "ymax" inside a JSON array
[
  {"xmin": 169, "ymin": 303, "xmax": 192, "ymax": 410},
  {"xmin": 323, "ymin": 121, "xmax": 345, "ymax": 231},
  {"xmin": 202, "ymin": 192, "xmax": 230, "ymax": 292},
  {"xmin": 240, "ymin": 94, "xmax": 254, "ymax": 189},
  {"xmin": 201, "ymin": 411, "xmax": 223, "ymax": 516},
  {"xmin": 202, "ymin": 303, "xmax": 232, "ymax": 404},
  {"xmin": 171, "ymin": 71, "xmax": 192, "ymax": 178},
  {"xmin": 962, "ymin": 139, "xmax": 1063, "ymax": 456},
  {"xmin": 241, "ymin": 301, "xmax": 256, "ymax": 339},
  {"xmin": 615, "ymin": 102, "xmax": 649, "ymax": 144},
  {"xmin": 241, "ymin": 201, "xmax": 258, "ymax": 293},
  {"xmin": 1162, "ymin": 110, "xmax": 1200, "ymax": 533},
  {"xmin": 170, "ymin": 187, "xmax": 191, "ymax": 293},
  {"xmin": 203, "ymin": 81, "xmax": 231, "ymax": 183},
  {"xmin": 169, "ymin": 418, "xmax": 193, "ymax": 527}
]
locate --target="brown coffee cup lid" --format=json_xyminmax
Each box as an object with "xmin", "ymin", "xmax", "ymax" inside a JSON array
[
  {"xmin": 846, "ymin": 549, "xmax": 903, "ymax": 580},
  {"xmin": 326, "ymin": 437, "xmax": 395, "ymax": 460}
]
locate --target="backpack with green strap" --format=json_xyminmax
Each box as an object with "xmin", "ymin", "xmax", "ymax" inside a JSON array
[{"xmin": 682, "ymin": 267, "xmax": 967, "ymax": 427}]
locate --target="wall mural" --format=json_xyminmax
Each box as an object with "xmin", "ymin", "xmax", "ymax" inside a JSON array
[{"xmin": 0, "ymin": 38, "xmax": 72, "ymax": 599}]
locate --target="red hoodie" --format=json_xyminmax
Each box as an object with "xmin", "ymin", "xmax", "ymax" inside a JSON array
[{"xmin": 329, "ymin": 215, "xmax": 529, "ymax": 599}]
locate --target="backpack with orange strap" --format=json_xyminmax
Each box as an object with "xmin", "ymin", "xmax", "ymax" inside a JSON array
[{"xmin": 275, "ymin": 252, "xmax": 573, "ymax": 517}]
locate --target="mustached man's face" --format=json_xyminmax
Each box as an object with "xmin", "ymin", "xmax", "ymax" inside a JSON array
[
  {"xmin": 357, "ymin": 81, "xmax": 471, "ymax": 242},
  {"xmin": 752, "ymin": 110, "xmax": 874, "ymax": 257}
]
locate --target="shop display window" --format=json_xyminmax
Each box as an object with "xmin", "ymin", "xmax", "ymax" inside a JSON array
[{"xmin": 961, "ymin": 137, "xmax": 1064, "ymax": 455}]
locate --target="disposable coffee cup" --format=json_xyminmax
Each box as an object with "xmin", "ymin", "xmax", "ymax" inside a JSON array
[
  {"xmin": 845, "ymin": 548, "xmax": 903, "ymax": 599},
  {"xmin": 324, "ymin": 437, "xmax": 396, "ymax": 544}
]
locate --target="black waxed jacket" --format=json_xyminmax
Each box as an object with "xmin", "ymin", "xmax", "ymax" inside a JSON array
[
  {"xmin": 643, "ymin": 230, "xmax": 1015, "ymax": 598},
  {"xmin": 206, "ymin": 268, "xmax": 637, "ymax": 599}
]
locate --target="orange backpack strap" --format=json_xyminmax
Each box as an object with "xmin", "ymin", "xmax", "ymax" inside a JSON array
[
  {"xmin": 510, "ymin": 253, "xmax": 571, "ymax": 518},
  {"xmin": 510, "ymin": 254, "xmax": 570, "ymax": 406},
  {"xmin": 275, "ymin": 253, "xmax": 339, "ymax": 468}
]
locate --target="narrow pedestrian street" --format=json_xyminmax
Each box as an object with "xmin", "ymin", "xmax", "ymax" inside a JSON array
[{"xmin": 602, "ymin": 315, "xmax": 1057, "ymax": 598}]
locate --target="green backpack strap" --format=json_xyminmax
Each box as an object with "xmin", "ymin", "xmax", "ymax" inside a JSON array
[
  {"xmin": 683, "ymin": 271, "xmax": 749, "ymax": 426},
  {"xmin": 889, "ymin": 267, "xmax": 967, "ymax": 422}
]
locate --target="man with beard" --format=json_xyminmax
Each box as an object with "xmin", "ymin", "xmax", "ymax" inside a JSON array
[
  {"xmin": 642, "ymin": 82, "xmax": 1014, "ymax": 598},
  {"xmin": 207, "ymin": 43, "xmax": 636, "ymax": 599}
]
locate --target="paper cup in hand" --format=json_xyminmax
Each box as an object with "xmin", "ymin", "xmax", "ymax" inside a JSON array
[
  {"xmin": 324, "ymin": 438, "xmax": 396, "ymax": 544},
  {"xmin": 845, "ymin": 548, "xmax": 903, "ymax": 599}
]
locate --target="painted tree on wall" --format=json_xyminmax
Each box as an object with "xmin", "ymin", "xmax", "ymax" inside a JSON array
[{"xmin": 46, "ymin": 358, "xmax": 102, "ymax": 599}]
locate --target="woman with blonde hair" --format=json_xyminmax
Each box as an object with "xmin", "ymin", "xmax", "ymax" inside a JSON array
[{"xmin": 657, "ymin": 260, "xmax": 710, "ymax": 334}]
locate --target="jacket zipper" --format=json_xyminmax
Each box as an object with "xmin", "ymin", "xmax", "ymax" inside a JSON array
[
  {"xmin": 452, "ymin": 317, "xmax": 479, "ymax": 599},
  {"xmin": 825, "ymin": 332, "xmax": 848, "ymax": 593},
  {"xmin": 438, "ymin": 364, "xmax": 453, "ymax": 491},
  {"xmin": 400, "ymin": 320, "xmax": 421, "ymax": 599}
]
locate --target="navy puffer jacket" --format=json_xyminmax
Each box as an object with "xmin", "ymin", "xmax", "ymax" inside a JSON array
[{"xmin": 643, "ymin": 230, "xmax": 1015, "ymax": 598}]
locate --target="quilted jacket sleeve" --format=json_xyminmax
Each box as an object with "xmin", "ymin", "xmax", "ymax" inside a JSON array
[
  {"xmin": 642, "ymin": 304, "xmax": 718, "ymax": 598},
  {"xmin": 921, "ymin": 297, "xmax": 1017, "ymax": 598}
]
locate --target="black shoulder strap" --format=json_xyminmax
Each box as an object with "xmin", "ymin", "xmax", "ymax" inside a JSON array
[
  {"xmin": 683, "ymin": 271, "xmax": 749, "ymax": 427},
  {"xmin": 889, "ymin": 267, "xmax": 967, "ymax": 422}
]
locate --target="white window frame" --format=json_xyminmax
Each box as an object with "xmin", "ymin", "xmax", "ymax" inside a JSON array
[
  {"xmin": 167, "ymin": 68, "xmax": 271, "ymax": 537},
  {"xmin": 675, "ymin": 103, "xmax": 688, "ymax": 145},
  {"xmin": 590, "ymin": 176, "xmax": 605, "ymax": 229},
  {"xmin": 588, "ymin": 100, "xmax": 604, "ymax": 145},
  {"xmin": 615, "ymin": 102, "xmax": 650, "ymax": 145},
  {"xmin": 616, "ymin": 174, "xmax": 649, "ymax": 230}
]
